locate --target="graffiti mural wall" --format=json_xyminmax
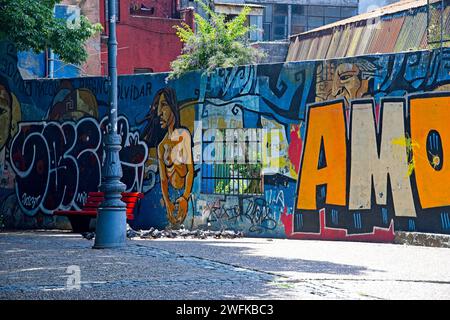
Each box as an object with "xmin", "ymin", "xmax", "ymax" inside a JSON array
[{"xmin": 1, "ymin": 40, "xmax": 450, "ymax": 242}]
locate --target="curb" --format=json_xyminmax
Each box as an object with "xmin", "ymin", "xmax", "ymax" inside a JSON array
[{"xmin": 394, "ymin": 231, "xmax": 450, "ymax": 248}]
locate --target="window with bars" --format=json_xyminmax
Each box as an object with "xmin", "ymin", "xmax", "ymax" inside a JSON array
[
  {"xmin": 201, "ymin": 129, "xmax": 263, "ymax": 195},
  {"xmin": 273, "ymin": 4, "xmax": 288, "ymax": 40}
]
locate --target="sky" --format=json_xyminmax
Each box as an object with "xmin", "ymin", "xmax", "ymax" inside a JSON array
[{"xmin": 359, "ymin": 0, "xmax": 401, "ymax": 13}]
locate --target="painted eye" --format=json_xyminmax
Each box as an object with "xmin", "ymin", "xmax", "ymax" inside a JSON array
[
  {"xmin": 339, "ymin": 74, "xmax": 353, "ymax": 81},
  {"xmin": 0, "ymin": 107, "xmax": 7, "ymax": 116}
]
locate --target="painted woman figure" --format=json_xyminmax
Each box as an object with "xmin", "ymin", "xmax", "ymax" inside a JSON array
[
  {"xmin": 0, "ymin": 81, "xmax": 12, "ymax": 152},
  {"xmin": 141, "ymin": 88, "xmax": 194, "ymax": 226},
  {"xmin": 0, "ymin": 78, "xmax": 21, "ymax": 189}
]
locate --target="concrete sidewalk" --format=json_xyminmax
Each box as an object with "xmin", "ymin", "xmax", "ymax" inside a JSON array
[{"xmin": 0, "ymin": 230, "xmax": 449, "ymax": 300}]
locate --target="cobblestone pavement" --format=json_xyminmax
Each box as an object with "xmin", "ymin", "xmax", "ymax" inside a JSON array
[{"xmin": 0, "ymin": 231, "xmax": 449, "ymax": 300}]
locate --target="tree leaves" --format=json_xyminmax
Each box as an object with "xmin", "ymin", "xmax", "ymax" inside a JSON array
[
  {"xmin": 0, "ymin": 0, "xmax": 102, "ymax": 65},
  {"xmin": 169, "ymin": 0, "xmax": 265, "ymax": 79}
]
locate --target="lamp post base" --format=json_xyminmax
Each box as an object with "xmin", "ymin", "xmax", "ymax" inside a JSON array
[{"xmin": 93, "ymin": 207, "xmax": 127, "ymax": 249}]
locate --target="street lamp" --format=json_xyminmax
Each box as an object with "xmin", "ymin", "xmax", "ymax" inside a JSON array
[{"xmin": 93, "ymin": 0, "xmax": 127, "ymax": 249}]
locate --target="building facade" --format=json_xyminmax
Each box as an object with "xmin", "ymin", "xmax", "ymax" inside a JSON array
[
  {"xmin": 182, "ymin": 0, "xmax": 359, "ymax": 41},
  {"xmin": 179, "ymin": 0, "xmax": 265, "ymax": 41},
  {"xmin": 99, "ymin": 0, "xmax": 194, "ymax": 75},
  {"xmin": 249, "ymin": 0, "xmax": 359, "ymax": 41},
  {"xmin": 16, "ymin": 1, "xmax": 195, "ymax": 78}
]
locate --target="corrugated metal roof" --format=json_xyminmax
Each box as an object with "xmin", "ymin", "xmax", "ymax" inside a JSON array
[
  {"xmin": 286, "ymin": 0, "xmax": 449, "ymax": 62},
  {"xmin": 306, "ymin": 36, "xmax": 320, "ymax": 60},
  {"xmin": 393, "ymin": 14, "xmax": 413, "ymax": 51},
  {"xmin": 316, "ymin": 33, "xmax": 332, "ymax": 60},
  {"xmin": 286, "ymin": 36, "xmax": 300, "ymax": 61},
  {"xmin": 411, "ymin": 10, "xmax": 428, "ymax": 48},
  {"xmin": 368, "ymin": 16, "xmax": 405, "ymax": 53},
  {"xmin": 298, "ymin": 38, "xmax": 312, "ymax": 61},
  {"xmin": 354, "ymin": 22, "xmax": 377, "ymax": 56},
  {"xmin": 290, "ymin": 0, "xmax": 427, "ymax": 39},
  {"xmin": 384, "ymin": 16, "xmax": 407, "ymax": 52},
  {"xmin": 335, "ymin": 25, "xmax": 352, "ymax": 58},
  {"xmin": 346, "ymin": 25, "xmax": 363, "ymax": 57},
  {"xmin": 366, "ymin": 20, "xmax": 385, "ymax": 54},
  {"xmin": 325, "ymin": 29, "xmax": 343, "ymax": 59},
  {"xmin": 295, "ymin": 38, "xmax": 306, "ymax": 61},
  {"xmin": 394, "ymin": 10, "xmax": 427, "ymax": 51},
  {"xmin": 419, "ymin": 25, "xmax": 428, "ymax": 49}
]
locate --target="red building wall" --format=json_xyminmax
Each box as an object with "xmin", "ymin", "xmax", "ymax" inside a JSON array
[{"xmin": 100, "ymin": 0, "xmax": 194, "ymax": 75}]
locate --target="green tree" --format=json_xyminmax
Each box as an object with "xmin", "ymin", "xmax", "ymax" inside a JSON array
[
  {"xmin": 0, "ymin": 0, "xmax": 102, "ymax": 65},
  {"xmin": 169, "ymin": 0, "xmax": 265, "ymax": 79}
]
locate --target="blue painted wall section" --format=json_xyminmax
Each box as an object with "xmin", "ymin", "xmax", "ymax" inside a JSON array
[{"xmin": 1, "ymin": 42, "xmax": 450, "ymax": 242}]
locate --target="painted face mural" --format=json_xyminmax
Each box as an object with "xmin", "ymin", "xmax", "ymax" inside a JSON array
[
  {"xmin": 0, "ymin": 83, "xmax": 12, "ymax": 151},
  {"xmin": 332, "ymin": 63, "xmax": 368, "ymax": 100},
  {"xmin": 316, "ymin": 59, "xmax": 375, "ymax": 103},
  {"xmin": 47, "ymin": 80, "xmax": 99, "ymax": 121},
  {"xmin": 157, "ymin": 94, "xmax": 174, "ymax": 129}
]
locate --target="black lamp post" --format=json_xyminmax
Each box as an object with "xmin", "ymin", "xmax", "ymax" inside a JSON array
[{"xmin": 93, "ymin": 0, "xmax": 127, "ymax": 249}]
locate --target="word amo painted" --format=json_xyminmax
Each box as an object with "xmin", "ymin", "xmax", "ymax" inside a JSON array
[{"xmin": 296, "ymin": 92, "xmax": 450, "ymax": 220}]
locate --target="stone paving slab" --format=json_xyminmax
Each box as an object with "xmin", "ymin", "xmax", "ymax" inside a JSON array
[
  {"xmin": 0, "ymin": 231, "xmax": 449, "ymax": 300},
  {"xmin": 140, "ymin": 237, "xmax": 450, "ymax": 282},
  {"xmin": 0, "ymin": 231, "xmax": 332, "ymax": 300}
]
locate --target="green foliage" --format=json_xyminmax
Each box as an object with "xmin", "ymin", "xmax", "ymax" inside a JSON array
[
  {"xmin": 426, "ymin": 3, "xmax": 450, "ymax": 50},
  {"xmin": 169, "ymin": 0, "xmax": 265, "ymax": 79},
  {"xmin": 0, "ymin": 0, "xmax": 103, "ymax": 65},
  {"xmin": 213, "ymin": 163, "xmax": 262, "ymax": 195}
]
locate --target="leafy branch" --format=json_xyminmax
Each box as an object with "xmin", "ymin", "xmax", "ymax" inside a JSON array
[
  {"xmin": 169, "ymin": 0, "xmax": 265, "ymax": 79},
  {"xmin": 0, "ymin": 0, "xmax": 103, "ymax": 65}
]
